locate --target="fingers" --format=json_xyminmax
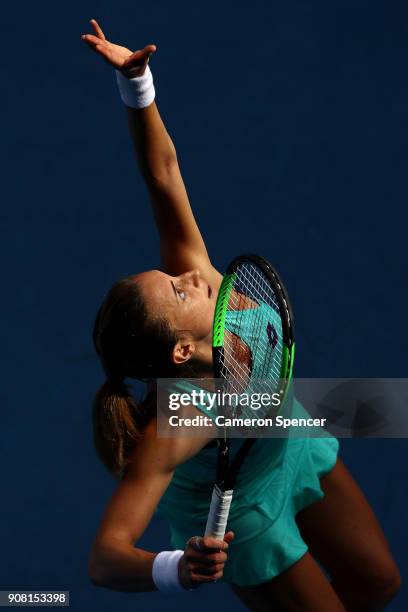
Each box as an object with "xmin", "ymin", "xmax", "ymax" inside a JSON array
[
  {"xmin": 81, "ymin": 19, "xmax": 106, "ymax": 52},
  {"xmin": 145, "ymin": 44, "xmax": 157, "ymax": 55},
  {"xmin": 189, "ymin": 536, "xmax": 204, "ymax": 552},
  {"xmin": 81, "ymin": 33, "xmax": 103, "ymax": 48},
  {"xmin": 179, "ymin": 533, "xmax": 233, "ymax": 588},
  {"xmin": 90, "ymin": 18, "xmax": 106, "ymax": 40},
  {"xmin": 224, "ymin": 531, "xmax": 235, "ymax": 544},
  {"xmin": 189, "ymin": 535, "xmax": 229, "ymax": 553},
  {"xmin": 182, "ymin": 554, "xmax": 225, "ymax": 582},
  {"xmin": 185, "ymin": 565, "xmax": 225, "ymax": 581},
  {"xmin": 122, "ymin": 45, "xmax": 157, "ymax": 69},
  {"xmin": 81, "ymin": 33, "xmax": 107, "ymax": 59},
  {"xmin": 190, "ymin": 551, "xmax": 228, "ymax": 567}
]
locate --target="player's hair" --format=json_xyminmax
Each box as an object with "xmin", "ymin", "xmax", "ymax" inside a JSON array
[{"xmin": 92, "ymin": 276, "xmax": 192, "ymax": 477}]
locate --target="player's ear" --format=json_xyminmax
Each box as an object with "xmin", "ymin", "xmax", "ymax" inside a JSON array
[{"xmin": 172, "ymin": 339, "xmax": 196, "ymax": 365}]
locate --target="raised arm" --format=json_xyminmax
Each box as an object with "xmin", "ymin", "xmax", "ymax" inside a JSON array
[
  {"xmin": 126, "ymin": 104, "xmax": 214, "ymax": 278},
  {"xmin": 82, "ymin": 20, "xmax": 221, "ymax": 286}
]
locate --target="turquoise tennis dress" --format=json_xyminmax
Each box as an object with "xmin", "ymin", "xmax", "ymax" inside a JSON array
[{"xmin": 157, "ymin": 303, "xmax": 339, "ymax": 587}]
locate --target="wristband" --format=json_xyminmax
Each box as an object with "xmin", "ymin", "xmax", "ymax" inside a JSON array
[
  {"xmin": 115, "ymin": 65, "xmax": 155, "ymax": 109},
  {"xmin": 152, "ymin": 550, "xmax": 185, "ymax": 592}
]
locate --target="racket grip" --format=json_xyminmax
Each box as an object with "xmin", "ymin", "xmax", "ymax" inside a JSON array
[{"xmin": 205, "ymin": 485, "xmax": 234, "ymax": 539}]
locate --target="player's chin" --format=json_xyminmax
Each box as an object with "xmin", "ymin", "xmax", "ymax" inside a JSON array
[{"xmin": 195, "ymin": 331, "xmax": 213, "ymax": 347}]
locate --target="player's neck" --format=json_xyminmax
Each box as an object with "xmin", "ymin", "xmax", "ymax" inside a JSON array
[{"xmin": 192, "ymin": 334, "xmax": 213, "ymax": 377}]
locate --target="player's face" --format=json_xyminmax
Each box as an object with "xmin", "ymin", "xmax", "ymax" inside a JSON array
[{"xmin": 135, "ymin": 269, "xmax": 216, "ymax": 343}]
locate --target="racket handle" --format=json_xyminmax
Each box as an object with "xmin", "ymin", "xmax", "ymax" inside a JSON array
[{"xmin": 205, "ymin": 485, "xmax": 234, "ymax": 539}]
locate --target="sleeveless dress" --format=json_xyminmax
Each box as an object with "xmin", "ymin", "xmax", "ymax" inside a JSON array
[{"xmin": 157, "ymin": 302, "xmax": 339, "ymax": 587}]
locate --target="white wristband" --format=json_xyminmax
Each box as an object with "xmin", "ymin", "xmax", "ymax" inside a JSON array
[
  {"xmin": 115, "ymin": 65, "xmax": 155, "ymax": 109},
  {"xmin": 152, "ymin": 550, "xmax": 185, "ymax": 592}
]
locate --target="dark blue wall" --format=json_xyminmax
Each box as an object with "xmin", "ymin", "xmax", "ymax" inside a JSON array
[{"xmin": 1, "ymin": 1, "xmax": 407, "ymax": 609}]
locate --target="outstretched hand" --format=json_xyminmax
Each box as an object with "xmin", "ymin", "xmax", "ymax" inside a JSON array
[{"xmin": 81, "ymin": 19, "xmax": 156, "ymax": 78}]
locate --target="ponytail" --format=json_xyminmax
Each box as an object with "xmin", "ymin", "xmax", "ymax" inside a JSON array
[
  {"xmin": 92, "ymin": 275, "xmax": 182, "ymax": 476},
  {"xmin": 92, "ymin": 379, "xmax": 152, "ymax": 477}
]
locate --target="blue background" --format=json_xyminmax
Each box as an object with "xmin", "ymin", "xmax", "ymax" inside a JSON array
[{"xmin": 1, "ymin": 0, "xmax": 407, "ymax": 609}]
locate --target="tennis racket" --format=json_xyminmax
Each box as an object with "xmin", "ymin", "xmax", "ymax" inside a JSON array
[{"xmin": 204, "ymin": 254, "xmax": 295, "ymax": 539}]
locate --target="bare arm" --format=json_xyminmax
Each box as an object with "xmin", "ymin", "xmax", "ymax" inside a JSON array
[
  {"xmin": 82, "ymin": 20, "xmax": 222, "ymax": 286},
  {"xmin": 88, "ymin": 453, "xmax": 172, "ymax": 592},
  {"xmin": 126, "ymin": 105, "xmax": 214, "ymax": 278},
  {"xmin": 88, "ymin": 419, "xmax": 233, "ymax": 592}
]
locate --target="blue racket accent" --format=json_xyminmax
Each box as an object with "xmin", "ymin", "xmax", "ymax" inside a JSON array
[{"xmin": 266, "ymin": 322, "xmax": 278, "ymax": 349}]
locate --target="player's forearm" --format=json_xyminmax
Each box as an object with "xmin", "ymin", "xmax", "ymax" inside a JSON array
[
  {"xmin": 127, "ymin": 103, "xmax": 179, "ymax": 185},
  {"xmin": 88, "ymin": 541, "xmax": 157, "ymax": 592}
]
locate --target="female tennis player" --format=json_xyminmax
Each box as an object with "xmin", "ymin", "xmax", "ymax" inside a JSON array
[{"xmin": 82, "ymin": 19, "xmax": 401, "ymax": 611}]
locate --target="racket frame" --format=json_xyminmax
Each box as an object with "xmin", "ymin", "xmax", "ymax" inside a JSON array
[{"xmin": 205, "ymin": 254, "xmax": 295, "ymax": 538}]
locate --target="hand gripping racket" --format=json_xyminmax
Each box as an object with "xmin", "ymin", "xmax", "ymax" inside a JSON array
[{"xmin": 204, "ymin": 254, "xmax": 295, "ymax": 539}]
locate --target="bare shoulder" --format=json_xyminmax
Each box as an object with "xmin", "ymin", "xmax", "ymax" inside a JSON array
[{"xmin": 127, "ymin": 415, "xmax": 214, "ymax": 477}]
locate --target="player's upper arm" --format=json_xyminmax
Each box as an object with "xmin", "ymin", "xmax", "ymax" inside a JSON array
[
  {"xmin": 92, "ymin": 420, "xmax": 211, "ymax": 548},
  {"xmin": 146, "ymin": 161, "xmax": 221, "ymax": 282}
]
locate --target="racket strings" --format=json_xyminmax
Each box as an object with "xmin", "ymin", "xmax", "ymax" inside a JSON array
[{"xmin": 219, "ymin": 262, "xmax": 285, "ymax": 418}]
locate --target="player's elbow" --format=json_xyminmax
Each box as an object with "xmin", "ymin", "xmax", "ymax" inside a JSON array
[
  {"xmin": 146, "ymin": 153, "xmax": 180, "ymax": 187},
  {"xmin": 88, "ymin": 560, "xmax": 104, "ymax": 587},
  {"xmin": 88, "ymin": 547, "xmax": 110, "ymax": 587}
]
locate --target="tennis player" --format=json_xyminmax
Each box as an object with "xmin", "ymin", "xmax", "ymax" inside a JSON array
[{"xmin": 82, "ymin": 20, "xmax": 401, "ymax": 611}]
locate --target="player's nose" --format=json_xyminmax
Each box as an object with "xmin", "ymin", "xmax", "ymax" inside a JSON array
[{"xmin": 184, "ymin": 269, "xmax": 201, "ymax": 287}]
